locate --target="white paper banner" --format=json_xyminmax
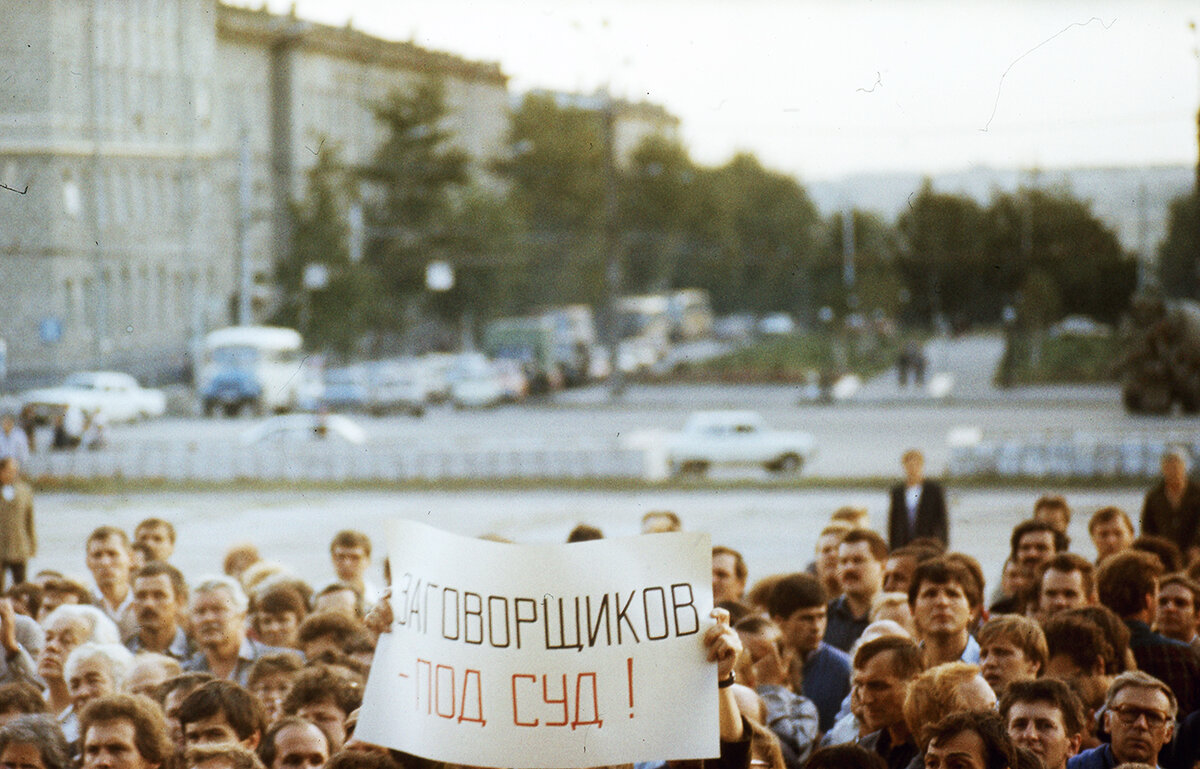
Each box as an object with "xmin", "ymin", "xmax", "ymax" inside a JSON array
[{"xmin": 355, "ymin": 520, "xmax": 717, "ymax": 768}]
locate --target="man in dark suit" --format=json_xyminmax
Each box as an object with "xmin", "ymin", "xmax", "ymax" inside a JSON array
[{"xmin": 887, "ymin": 449, "xmax": 948, "ymax": 550}]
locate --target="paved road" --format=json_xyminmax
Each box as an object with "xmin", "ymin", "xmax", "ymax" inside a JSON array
[{"xmin": 53, "ymin": 333, "xmax": 1187, "ymax": 481}]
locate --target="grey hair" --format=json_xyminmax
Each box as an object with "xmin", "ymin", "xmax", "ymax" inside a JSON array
[
  {"xmin": 191, "ymin": 574, "xmax": 250, "ymax": 613},
  {"xmin": 1104, "ymin": 670, "xmax": 1179, "ymax": 720},
  {"xmin": 0, "ymin": 714, "xmax": 72, "ymax": 769},
  {"xmin": 41, "ymin": 604, "xmax": 120, "ymax": 645},
  {"xmin": 64, "ymin": 642, "xmax": 134, "ymax": 689}
]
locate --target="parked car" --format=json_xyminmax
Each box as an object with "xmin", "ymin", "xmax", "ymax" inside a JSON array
[
  {"xmin": 447, "ymin": 353, "xmax": 505, "ymax": 409},
  {"xmin": 663, "ymin": 410, "xmax": 816, "ymax": 476},
  {"xmin": 321, "ymin": 367, "xmax": 370, "ymax": 413},
  {"xmin": 363, "ymin": 361, "xmax": 428, "ymax": 416},
  {"xmin": 21, "ymin": 371, "xmax": 166, "ymax": 423}
]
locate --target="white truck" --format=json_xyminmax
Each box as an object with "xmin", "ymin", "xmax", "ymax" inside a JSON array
[{"xmin": 664, "ymin": 410, "xmax": 816, "ymax": 476}]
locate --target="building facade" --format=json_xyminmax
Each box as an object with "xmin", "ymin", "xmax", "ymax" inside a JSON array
[{"xmin": 0, "ymin": 1, "xmax": 510, "ymax": 382}]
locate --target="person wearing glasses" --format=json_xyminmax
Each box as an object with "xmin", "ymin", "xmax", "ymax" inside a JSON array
[{"xmin": 1066, "ymin": 671, "xmax": 1176, "ymax": 769}]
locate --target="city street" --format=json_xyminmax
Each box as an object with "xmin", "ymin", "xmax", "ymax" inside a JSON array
[
  {"xmin": 26, "ymin": 332, "xmax": 1189, "ymax": 596},
  {"xmin": 78, "ymin": 334, "xmax": 1192, "ymax": 480}
]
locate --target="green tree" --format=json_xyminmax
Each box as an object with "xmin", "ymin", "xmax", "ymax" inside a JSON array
[
  {"xmin": 982, "ymin": 186, "xmax": 1135, "ymax": 325},
  {"xmin": 693, "ymin": 154, "xmax": 825, "ymax": 317},
  {"xmin": 359, "ymin": 77, "xmax": 470, "ymax": 336},
  {"xmin": 895, "ymin": 180, "xmax": 988, "ymax": 326},
  {"xmin": 271, "ymin": 141, "xmax": 378, "ymax": 357},
  {"xmin": 825, "ymin": 209, "xmax": 902, "ymax": 319},
  {"xmin": 619, "ymin": 135, "xmax": 701, "ymax": 294},
  {"xmin": 495, "ymin": 92, "xmax": 608, "ymax": 308},
  {"xmin": 1158, "ymin": 191, "xmax": 1200, "ymax": 299}
]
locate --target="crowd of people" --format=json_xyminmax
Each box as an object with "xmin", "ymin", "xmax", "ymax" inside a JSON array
[
  {"xmin": 0, "ymin": 442, "xmax": 1196, "ymax": 769},
  {"xmin": 670, "ymin": 447, "xmax": 1200, "ymax": 769}
]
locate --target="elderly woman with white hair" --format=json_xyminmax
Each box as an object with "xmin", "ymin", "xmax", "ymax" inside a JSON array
[
  {"xmin": 64, "ymin": 642, "xmax": 133, "ymax": 718},
  {"xmin": 36, "ymin": 605, "xmax": 119, "ymax": 742}
]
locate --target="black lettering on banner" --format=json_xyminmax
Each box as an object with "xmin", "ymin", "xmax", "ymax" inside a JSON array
[
  {"xmin": 395, "ymin": 573, "xmax": 413, "ymax": 627},
  {"xmin": 586, "ymin": 594, "xmax": 611, "ymax": 647},
  {"xmin": 545, "ymin": 597, "xmax": 584, "ymax": 651},
  {"xmin": 488, "ymin": 595, "xmax": 511, "ymax": 648},
  {"xmin": 642, "ymin": 586, "xmax": 670, "ymax": 640},
  {"xmin": 615, "ymin": 590, "xmax": 640, "ymax": 644},
  {"xmin": 514, "ymin": 598, "xmax": 538, "ymax": 649},
  {"xmin": 672, "ymin": 583, "xmax": 700, "ymax": 636},
  {"xmin": 442, "ymin": 588, "xmax": 460, "ymax": 641},
  {"xmin": 464, "ymin": 592, "xmax": 484, "ymax": 645},
  {"xmin": 407, "ymin": 577, "xmax": 424, "ymax": 628},
  {"xmin": 423, "ymin": 582, "xmax": 440, "ymax": 634}
]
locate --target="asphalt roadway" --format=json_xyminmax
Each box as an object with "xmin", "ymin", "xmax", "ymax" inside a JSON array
[{"xmin": 30, "ymin": 335, "xmax": 1186, "ymax": 598}]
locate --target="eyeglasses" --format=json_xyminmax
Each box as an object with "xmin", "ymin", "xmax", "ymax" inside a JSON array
[{"xmin": 1110, "ymin": 705, "xmax": 1171, "ymax": 729}]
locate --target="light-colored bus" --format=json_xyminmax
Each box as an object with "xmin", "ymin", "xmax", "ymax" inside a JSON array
[{"xmin": 198, "ymin": 326, "xmax": 320, "ymax": 416}]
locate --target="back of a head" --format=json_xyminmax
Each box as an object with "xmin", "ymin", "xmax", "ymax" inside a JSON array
[
  {"xmin": 1131, "ymin": 535, "xmax": 1184, "ymax": 573},
  {"xmin": 566, "ymin": 524, "xmax": 604, "ymax": 543},
  {"xmin": 1041, "ymin": 613, "xmax": 1115, "ymax": 676},
  {"xmin": 1062, "ymin": 606, "xmax": 1132, "ymax": 674},
  {"xmin": 765, "ymin": 573, "xmax": 825, "ymax": 620},
  {"xmin": 904, "ymin": 663, "xmax": 992, "ymax": 744},
  {"xmin": 177, "ymin": 680, "xmax": 266, "ymax": 743},
  {"xmin": 187, "ymin": 742, "xmax": 267, "ymax": 769},
  {"xmin": 802, "ymin": 744, "xmax": 886, "ymax": 769},
  {"xmin": 282, "ymin": 664, "xmax": 364, "ymax": 717},
  {"xmin": 1096, "ymin": 550, "xmax": 1162, "ymax": 618}
]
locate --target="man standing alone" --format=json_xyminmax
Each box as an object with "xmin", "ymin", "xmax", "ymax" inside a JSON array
[
  {"xmin": 0, "ymin": 458, "xmax": 34, "ymax": 591},
  {"xmin": 886, "ymin": 449, "xmax": 947, "ymax": 549}
]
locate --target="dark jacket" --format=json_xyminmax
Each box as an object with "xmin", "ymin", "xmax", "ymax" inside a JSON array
[
  {"xmin": 1141, "ymin": 480, "xmax": 1200, "ymax": 552},
  {"xmin": 887, "ymin": 480, "xmax": 948, "ymax": 549}
]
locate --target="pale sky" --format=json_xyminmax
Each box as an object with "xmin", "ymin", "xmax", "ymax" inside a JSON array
[{"xmin": 248, "ymin": 0, "xmax": 1199, "ymax": 181}]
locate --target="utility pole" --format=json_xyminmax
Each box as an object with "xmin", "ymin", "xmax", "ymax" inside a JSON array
[
  {"xmin": 236, "ymin": 131, "xmax": 253, "ymax": 326},
  {"xmin": 602, "ymin": 93, "xmax": 624, "ymax": 398}
]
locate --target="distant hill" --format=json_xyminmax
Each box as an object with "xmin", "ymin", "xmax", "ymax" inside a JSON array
[{"xmin": 806, "ymin": 164, "xmax": 1195, "ymax": 257}]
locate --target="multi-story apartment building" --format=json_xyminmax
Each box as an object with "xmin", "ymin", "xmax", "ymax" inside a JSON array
[{"xmin": 0, "ymin": 1, "xmax": 509, "ymax": 382}]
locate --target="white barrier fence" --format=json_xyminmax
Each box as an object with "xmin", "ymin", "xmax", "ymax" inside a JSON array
[
  {"xmin": 26, "ymin": 441, "xmax": 647, "ymax": 483},
  {"xmin": 949, "ymin": 433, "xmax": 1200, "ymax": 479}
]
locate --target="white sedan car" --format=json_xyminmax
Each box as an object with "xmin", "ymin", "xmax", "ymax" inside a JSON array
[
  {"xmin": 664, "ymin": 410, "xmax": 816, "ymax": 476},
  {"xmin": 21, "ymin": 371, "xmax": 167, "ymax": 423}
]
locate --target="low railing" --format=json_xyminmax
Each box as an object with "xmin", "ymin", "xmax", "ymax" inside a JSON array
[
  {"xmin": 949, "ymin": 431, "xmax": 1200, "ymax": 479},
  {"xmin": 26, "ymin": 441, "xmax": 646, "ymax": 483}
]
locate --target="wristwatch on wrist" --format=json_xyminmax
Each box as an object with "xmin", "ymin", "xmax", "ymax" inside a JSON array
[{"xmin": 718, "ymin": 671, "xmax": 736, "ymax": 688}]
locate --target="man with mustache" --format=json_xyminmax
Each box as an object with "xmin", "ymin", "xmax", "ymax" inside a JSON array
[{"xmin": 126, "ymin": 562, "xmax": 192, "ymax": 660}]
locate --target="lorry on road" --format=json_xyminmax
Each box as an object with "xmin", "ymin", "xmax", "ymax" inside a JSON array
[
  {"xmin": 198, "ymin": 326, "xmax": 321, "ymax": 416},
  {"xmin": 482, "ymin": 309, "xmax": 594, "ymax": 393}
]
